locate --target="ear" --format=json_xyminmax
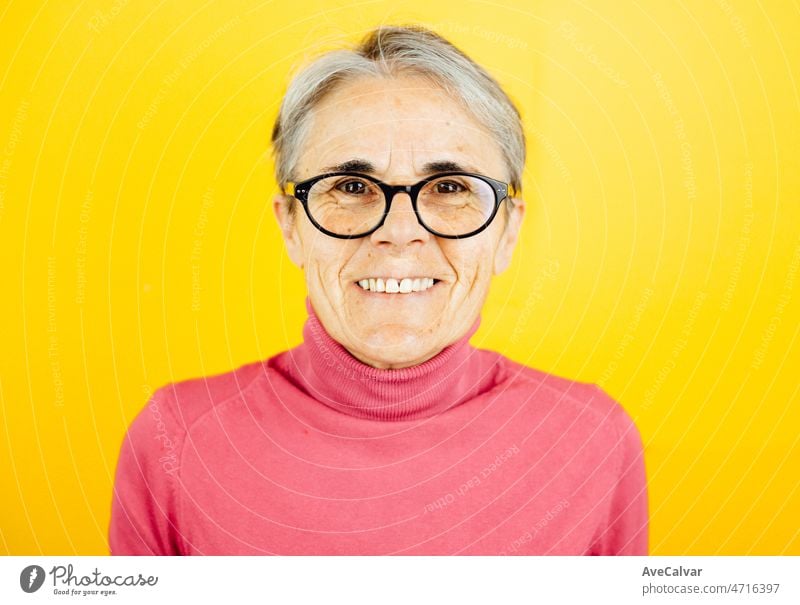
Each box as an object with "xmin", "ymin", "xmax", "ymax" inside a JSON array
[
  {"xmin": 272, "ymin": 193, "xmax": 304, "ymax": 270},
  {"xmin": 492, "ymin": 197, "xmax": 525, "ymax": 275}
]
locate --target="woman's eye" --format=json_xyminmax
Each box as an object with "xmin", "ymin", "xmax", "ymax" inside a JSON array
[
  {"xmin": 337, "ymin": 180, "xmax": 368, "ymax": 195},
  {"xmin": 435, "ymin": 181, "xmax": 464, "ymax": 194}
]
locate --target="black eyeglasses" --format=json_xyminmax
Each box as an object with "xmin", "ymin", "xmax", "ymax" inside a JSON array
[{"xmin": 284, "ymin": 171, "xmax": 517, "ymax": 239}]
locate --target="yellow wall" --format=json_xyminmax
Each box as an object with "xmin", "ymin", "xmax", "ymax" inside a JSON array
[{"xmin": 1, "ymin": 0, "xmax": 797, "ymax": 555}]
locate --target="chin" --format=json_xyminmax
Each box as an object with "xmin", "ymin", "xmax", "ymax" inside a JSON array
[
  {"xmin": 354, "ymin": 325, "xmax": 430, "ymax": 360},
  {"xmin": 359, "ymin": 346, "xmax": 429, "ymax": 370}
]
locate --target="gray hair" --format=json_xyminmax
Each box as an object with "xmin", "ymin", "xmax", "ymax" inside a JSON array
[{"xmin": 270, "ymin": 24, "xmax": 526, "ymax": 212}]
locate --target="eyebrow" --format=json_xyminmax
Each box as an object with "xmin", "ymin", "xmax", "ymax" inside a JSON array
[{"xmin": 318, "ymin": 158, "xmax": 481, "ymax": 176}]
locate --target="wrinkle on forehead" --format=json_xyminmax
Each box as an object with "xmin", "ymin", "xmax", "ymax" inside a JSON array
[{"xmin": 300, "ymin": 75, "xmax": 506, "ymax": 180}]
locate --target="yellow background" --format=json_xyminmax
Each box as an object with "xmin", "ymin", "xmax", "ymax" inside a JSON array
[{"xmin": 1, "ymin": 0, "xmax": 798, "ymax": 555}]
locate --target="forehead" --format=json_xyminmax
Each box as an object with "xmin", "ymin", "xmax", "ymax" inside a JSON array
[{"xmin": 297, "ymin": 74, "xmax": 506, "ymax": 179}]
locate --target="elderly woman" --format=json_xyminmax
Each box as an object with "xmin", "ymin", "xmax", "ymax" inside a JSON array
[{"xmin": 109, "ymin": 25, "xmax": 648, "ymax": 555}]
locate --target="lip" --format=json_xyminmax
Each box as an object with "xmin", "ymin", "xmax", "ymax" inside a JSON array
[{"xmin": 353, "ymin": 276, "xmax": 444, "ymax": 282}]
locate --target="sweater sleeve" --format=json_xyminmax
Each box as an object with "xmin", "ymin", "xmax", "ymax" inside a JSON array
[
  {"xmin": 108, "ymin": 386, "xmax": 186, "ymax": 555},
  {"xmin": 589, "ymin": 390, "xmax": 649, "ymax": 555}
]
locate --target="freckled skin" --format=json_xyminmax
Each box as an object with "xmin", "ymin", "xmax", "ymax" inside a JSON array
[{"xmin": 273, "ymin": 74, "xmax": 525, "ymax": 369}]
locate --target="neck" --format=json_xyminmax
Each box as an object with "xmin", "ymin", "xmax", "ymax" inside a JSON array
[{"xmin": 286, "ymin": 296, "xmax": 494, "ymax": 421}]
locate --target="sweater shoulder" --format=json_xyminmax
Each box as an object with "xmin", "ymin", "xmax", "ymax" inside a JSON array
[
  {"xmin": 149, "ymin": 359, "xmax": 270, "ymax": 433},
  {"xmin": 495, "ymin": 354, "xmax": 638, "ymax": 437}
]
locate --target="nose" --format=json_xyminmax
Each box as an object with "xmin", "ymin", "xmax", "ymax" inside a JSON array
[{"xmin": 369, "ymin": 190, "xmax": 430, "ymax": 247}]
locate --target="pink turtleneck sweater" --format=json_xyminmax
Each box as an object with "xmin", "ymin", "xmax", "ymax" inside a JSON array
[{"xmin": 109, "ymin": 297, "xmax": 648, "ymax": 555}]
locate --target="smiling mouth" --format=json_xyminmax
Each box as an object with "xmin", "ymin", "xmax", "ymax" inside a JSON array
[{"xmin": 354, "ymin": 277, "xmax": 442, "ymax": 294}]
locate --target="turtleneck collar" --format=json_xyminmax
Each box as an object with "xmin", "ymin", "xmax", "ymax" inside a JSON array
[{"xmin": 285, "ymin": 296, "xmax": 492, "ymax": 421}]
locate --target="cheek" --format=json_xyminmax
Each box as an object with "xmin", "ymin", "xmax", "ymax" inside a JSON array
[
  {"xmin": 300, "ymin": 231, "xmax": 360, "ymax": 284},
  {"xmin": 443, "ymin": 241, "xmax": 495, "ymax": 284}
]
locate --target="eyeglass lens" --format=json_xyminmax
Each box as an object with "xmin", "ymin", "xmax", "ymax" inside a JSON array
[{"xmin": 305, "ymin": 174, "xmax": 496, "ymax": 236}]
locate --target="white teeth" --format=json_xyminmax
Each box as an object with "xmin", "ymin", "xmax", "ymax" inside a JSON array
[{"xmin": 356, "ymin": 277, "xmax": 438, "ymax": 294}]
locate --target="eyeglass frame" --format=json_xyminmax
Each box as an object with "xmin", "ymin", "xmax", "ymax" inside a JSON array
[{"xmin": 283, "ymin": 171, "xmax": 518, "ymax": 240}]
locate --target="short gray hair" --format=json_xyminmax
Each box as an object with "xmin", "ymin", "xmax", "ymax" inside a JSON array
[{"xmin": 270, "ymin": 24, "xmax": 526, "ymax": 206}]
